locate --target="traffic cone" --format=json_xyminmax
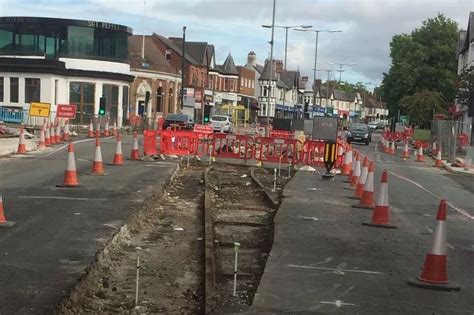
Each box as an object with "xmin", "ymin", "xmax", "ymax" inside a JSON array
[
  {"xmin": 351, "ymin": 153, "xmax": 361, "ymax": 187},
  {"xmin": 50, "ymin": 124, "xmax": 57, "ymax": 145},
  {"xmin": 343, "ymin": 149, "xmax": 356, "ymax": 183},
  {"xmin": 0, "ymin": 194, "xmax": 16, "ymax": 228},
  {"xmin": 390, "ymin": 141, "xmax": 396, "ymax": 155},
  {"xmin": 88, "ymin": 121, "xmax": 94, "ymax": 138},
  {"xmin": 431, "ymin": 142, "xmax": 438, "ymax": 156},
  {"xmin": 111, "ymin": 133, "xmax": 124, "ymax": 166},
  {"xmin": 55, "ymin": 124, "xmax": 62, "ymax": 143},
  {"xmin": 45, "ymin": 124, "xmax": 51, "ymax": 146},
  {"xmin": 434, "ymin": 149, "xmax": 443, "ymax": 167},
  {"xmin": 402, "ymin": 141, "xmax": 410, "ymax": 159},
  {"xmin": 91, "ymin": 137, "xmax": 105, "ymax": 175},
  {"xmin": 353, "ymin": 161, "xmax": 375, "ymax": 209},
  {"xmin": 38, "ymin": 128, "xmax": 46, "ymax": 150},
  {"xmin": 415, "ymin": 146, "xmax": 425, "ymax": 162},
  {"xmin": 17, "ymin": 128, "xmax": 27, "ymax": 154},
  {"xmin": 407, "ymin": 199, "xmax": 460, "ymax": 291},
  {"xmin": 104, "ymin": 119, "xmax": 110, "ymax": 136},
  {"xmin": 341, "ymin": 145, "xmax": 352, "ymax": 175},
  {"xmin": 350, "ymin": 157, "xmax": 368, "ymax": 199},
  {"xmin": 130, "ymin": 131, "xmax": 140, "ymax": 160},
  {"xmin": 363, "ymin": 170, "xmax": 396, "ymax": 228},
  {"xmin": 63, "ymin": 123, "xmax": 71, "ymax": 141},
  {"xmin": 384, "ymin": 140, "xmax": 391, "ymax": 154},
  {"xmin": 95, "ymin": 121, "xmax": 101, "ymax": 137},
  {"xmin": 56, "ymin": 142, "xmax": 79, "ymax": 188}
]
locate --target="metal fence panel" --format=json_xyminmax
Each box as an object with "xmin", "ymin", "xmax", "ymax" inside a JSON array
[{"xmin": 431, "ymin": 121, "xmax": 471, "ymax": 162}]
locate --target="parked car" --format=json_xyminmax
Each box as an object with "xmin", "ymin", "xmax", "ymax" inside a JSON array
[
  {"xmin": 368, "ymin": 122, "xmax": 384, "ymax": 130},
  {"xmin": 163, "ymin": 114, "xmax": 194, "ymax": 130},
  {"xmin": 347, "ymin": 123, "xmax": 372, "ymax": 145},
  {"xmin": 210, "ymin": 115, "xmax": 233, "ymax": 133}
]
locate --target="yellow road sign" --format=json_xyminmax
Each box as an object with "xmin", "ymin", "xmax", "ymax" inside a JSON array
[
  {"xmin": 29, "ymin": 102, "xmax": 51, "ymax": 117},
  {"xmin": 324, "ymin": 141, "xmax": 337, "ymax": 173}
]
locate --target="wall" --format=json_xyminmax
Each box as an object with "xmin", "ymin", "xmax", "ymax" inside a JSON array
[{"xmin": 238, "ymin": 67, "xmax": 255, "ymax": 97}]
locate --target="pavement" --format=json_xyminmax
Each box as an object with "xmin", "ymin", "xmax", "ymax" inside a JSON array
[
  {"xmin": 251, "ymin": 133, "xmax": 474, "ymax": 314},
  {"xmin": 0, "ymin": 135, "xmax": 177, "ymax": 314},
  {"xmin": 0, "ymin": 137, "xmax": 37, "ymax": 156}
]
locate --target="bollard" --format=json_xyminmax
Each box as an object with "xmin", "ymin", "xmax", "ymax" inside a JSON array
[
  {"xmin": 233, "ymin": 242, "xmax": 241, "ymax": 297},
  {"xmin": 278, "ymin": 156, "xmax": 282, "ymax": 177},
  {"xmin": 273, "ymin": 168, "xmax": 277, "ymax": 192},
  {"xmin": 187, "ymin": 153, "xmax": 190, "ymax": 168}
]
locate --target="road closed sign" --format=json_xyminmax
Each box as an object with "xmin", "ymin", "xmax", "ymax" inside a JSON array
[
  {"xmin": 56, "ymin": 104, "xmax": 78, "ymax": 119},
  {"xmin": 29, "ymin": 102, "xmax": 51, "ymax": 117}
]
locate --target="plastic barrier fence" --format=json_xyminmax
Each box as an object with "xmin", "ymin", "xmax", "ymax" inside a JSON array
[
  {"xmin": 143, "ymin": 130, "xmax": 158, "ymax": 156},
  {"xmin": 255, "ymin": 137, "xmax": 301, "ymax": 164},
  {"xmin": 160, "ymin": 130, "xmax": 197, "ymax": 156},
  {"xmin": 210, "ymin": 133, "xmax": 254, "ymax": 160},
  {"xmin": 300, "ymin": 139, "xmax": 326, "ymax": 167}
]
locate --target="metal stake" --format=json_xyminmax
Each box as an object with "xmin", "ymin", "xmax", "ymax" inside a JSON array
[
  {"xmin": 273, "ymin": 168, "xmax": 277, "ymax": 192},
  {"xmin": 187, "ymin": 153, "xmax": 190, "ymax": 167},
  {"xmin": 135, "ymin": 254, "xmax": 140, "ymax": 307},
  {"xmin": 233, "ymin": 242, "xmax": 241, "ymax": 297},
  {"xmin": 278, "ymin": 156, "xmax": 282, "ymax": 177},
  {"xmin": 288, "ymin": 162, "xmax": 291, "ymax": 179}
]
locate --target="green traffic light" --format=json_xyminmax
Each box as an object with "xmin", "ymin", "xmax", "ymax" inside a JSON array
[
  {"xmin": 204, "ymin": 117, "xmax": 209, "ymax": 122},
  {"xmin": 99, "ymin": 109, "xmax": 105, "ymax": 116}
]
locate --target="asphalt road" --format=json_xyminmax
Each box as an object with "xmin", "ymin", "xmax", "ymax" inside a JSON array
[
  {"xmin": 0, "ymin": 135, "xmax": 177, "ymax": 314},
  {"xmin": 252, "ymin": 132, "xmax": 474, "ymax": 314}
]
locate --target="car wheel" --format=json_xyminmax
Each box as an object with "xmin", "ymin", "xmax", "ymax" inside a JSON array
[{"xmin": 365, "ymin": 140, "xmax": 370, "ymax": 145}]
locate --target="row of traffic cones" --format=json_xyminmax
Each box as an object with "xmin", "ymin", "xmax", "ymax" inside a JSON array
[
  {"xmin": 88, "ymin": 120, "xmax": 117, "ymax": 138},
  {"xmin": 380, "ymin": 137, "xmax": 444, "ymax": 167},
  {"xmin": 59, "ymin": 131, "xmax": 141, "ymax": 187},
  {"xmin": 345, "ymin": 148, "xmax": 459, "ymax": 291}
]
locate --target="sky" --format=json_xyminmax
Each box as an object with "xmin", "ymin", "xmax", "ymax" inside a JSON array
[{"xmin": 0, "ymin": 0, "xmax": 472, "ymax": 88}]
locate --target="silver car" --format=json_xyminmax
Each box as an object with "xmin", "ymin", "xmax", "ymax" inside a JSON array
[{"xmin": 211, "ymin": 115, "xmax": 233, "ymax": 133}]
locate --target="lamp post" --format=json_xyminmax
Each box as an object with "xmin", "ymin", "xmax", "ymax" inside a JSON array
[
  {"xmin": 294, "ymin": 28, "xmax": 341, "ymax": 112},
  {"xmin": 327, "ymin": 62, "xmax": 357, "ymax": 83},
  {"xmin": 315, "ymin": 69, "xmax": 335, "ymax": 112},
  {"xmin": 261, "ymin": 0, "xmax": 276, "ymax": 136},
  {"xmin": 180, "ymin": 26, "xmax": 186, "ymax": 111}
]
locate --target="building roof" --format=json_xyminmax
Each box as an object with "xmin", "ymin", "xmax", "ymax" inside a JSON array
[
  {"xmin": 333, "ymin": 89, "xmax": 352, "ymax": 101},
  {"xmin": 169, "ymin": 38, "xmax": 214, "ymax": 67},
  {"xmin": 152, "ymin": 33, "xmax": 198, "ymax": 65},
  {"xmin": 128, "ymin": 35, "xmax": 177, "ymax": 74},
  {"xmin": 259, "ymin": 60, "xmax": 279, "ymax": 81},
  {"xmin": 280, "ymin": 70, "xmax": 299, "ymax": 89},
  {"xmin": 219, "ymin": 53, "xmax": 239, "ymax": 75},
  {"xmin": 364, "ymin": 95, "xmax": 386, "ymax": 109},
  {"xmin": 459, "ymin": 12, "xmax": 474, "ymax": 54}
]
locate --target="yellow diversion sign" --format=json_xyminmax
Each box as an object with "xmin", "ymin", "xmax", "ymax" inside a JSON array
[
  {"xmin": 29, "ymin": 102, "xmax": 51, "ymax": 117},
  {"xmin": 324, "ymin": 141, "xmax": 337, "ymax": 173}
]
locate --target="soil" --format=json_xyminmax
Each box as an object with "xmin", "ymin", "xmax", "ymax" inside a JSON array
[{"xmin": 58, "ymin": 161, "xmax": 293, "ymax": 314}]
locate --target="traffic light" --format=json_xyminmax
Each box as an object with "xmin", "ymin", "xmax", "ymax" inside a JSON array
[
  {"xmin": 204, "ymin": 104, "xmax": 211, "ymax": 123},
  {"xmin": 99, "ymin": 97, "xmax": 106, "ymax": 116}
]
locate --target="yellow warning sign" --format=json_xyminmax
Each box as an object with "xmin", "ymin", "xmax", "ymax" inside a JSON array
[{"xmin": 29, "ymin": 102, "xmax": 51, "ymax": 117}]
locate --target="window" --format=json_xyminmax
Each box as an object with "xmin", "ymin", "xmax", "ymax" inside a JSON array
[
  {"xmin": 54, "ymin": 79, "xmax": 58, "ymax": 105},
  {"xmin": 70, "ymin": 82, "xmax": 95, "ymax": 124},
  {"xmin": 25, "ymin": 78, "xmax": 41, "ymax": 103},
  {"xmin": 165, "ymin": 49, "xmax": 172, "ymax": 60},
  {"xmin": 10, "ymin": 77, "xmax": 18, "ymax": 103},
  {"xmin": 157, "ymin": 87, "xmax": 163, "ymax": 112},
  {"xmin": 67, "ymin": 26, "xmax": 94, "ymax": 57},
  {"xmin": 224, "ymin": 78, "xmax": 229, "ymax": 91},
  {"xmin": 0, "ymin": 77, "xmax": 3, "ymax": 102},
  {"xmin": 103, "ymin": 84, "xmax": 119, "ymax": 120},
  {"xmin": 122, "ymin": 85, "xmax": 129, "ymax": 121}
]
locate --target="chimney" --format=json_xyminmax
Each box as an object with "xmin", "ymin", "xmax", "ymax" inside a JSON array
[
  {"xmin": 247, "ymin": 51, "xmax": 256, "ymax": 66},
  {"xmin": 275, "ymin": 59, "xmax": 283, "ymax": 73},
  {"xmin": 301, "ymin": 76, "xmax": 309, "ymax": 83}
]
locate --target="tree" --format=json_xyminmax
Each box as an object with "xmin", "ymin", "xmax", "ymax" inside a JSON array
[
  {"xmin": 457, "ymin": 66, "xmax": 474, "ymax": 145},
  {"xmin": 400, "ymin": 90, "xmax": 447, "ymax": 128},
  {"xmin": 382, "ymin": 14, "xmax": 459, "ymax": 119}
]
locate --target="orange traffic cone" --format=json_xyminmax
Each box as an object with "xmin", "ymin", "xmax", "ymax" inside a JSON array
[
  {"xmin": 434, "ymin": 149, "xmax": 443, "ymax": 167},
  {"xmin": 57, "ymin": 142, "xmax": 79, "ymax": 188},
  {"xmin": 104, "ymin": 119, "xmax": 110, "ymax": 136},
  {"xmin": 63, "ymin": 123, "xmax": 71, "ymax": 141},
  {"xmin": 55, "ymin": 124, "xmax": 62, "ymax": 143},
  {"xmin": 38, "ymin": 128, "xmax": 46, "ymax": 150},
  {"xmin": 50, "ymin": 124, "xmax": 57, "ymax": 145},
  {"xmin": 407, "ymin": 199, "xmax": 460, "ymax": 291},
  {"xmin": 45, "ymin": 124, "xmax": 51, "ymax": 146},
  {"xmin": 95, "ymin": 121, "xmax": 101, "ymax": 137},
  {"xmin": 130, "ymin": 131, "xmax": 140, "ymax": 160},
  {"xmin": 402, "ymin": 141, "xmax": 410, "ymax": 159},
  {"xmin": 341, "ymin": 145, "xmax": 352, "ymax": 175},
  {"xmin": 88, "ymin": 121, "xmax": 94, "ymax": 138},
  {"xmin": 431, "ymin": 141, "xmax": 438, "ymax": 156},
  {"xmin": 351, "ymin": 153, "xmax": 361, "ymax": 187},
  {"xmin": 415, "ymin": 146, "xmax": 425, "ymax": 162},
  {"xmin": 344, "ymin": 150, "xmax": 356, "ymax": 183},
  {"xmin": 353, "ymin": 161, "xmax": 375, "ymax": 209},
  {"xmin": 363, "ymin": 170, "xmax": 396, "ymax": 228},
  {"xmin": 91, "ymin": 137, "xmax": 105, "ymax": 175},
  {"xmin": 384, "ymin": 140, "xmax": 391, "ymax": 154},
  {"xmin": 0, "ymin": 194, "xmax": 16, "ymax": 228},
  {"xmin": 111, "ymin": 133, "xmax": 124, "ymax": 166},
  {"xmin": 17, "ymin": 128, "xmax": 27, "ymax": 154},
  {"xmin": 390, "ymin": 141, "xmax": 396, "ymax": 155},
  {"xmin": 350, "ymin": 157, "xmax": 368, "ymax": 199}
]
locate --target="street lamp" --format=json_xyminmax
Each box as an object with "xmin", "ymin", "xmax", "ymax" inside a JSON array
[
  {"xmin": 180, "ymin": 26, "xmax": 186, "ymax": 111},
  {"xmin": 294, "ymin": 28, "xmax": 341, "ymax": 110},
  {"xmin": 315, "ymin": 69, "xmax": 335, "ymax": 110},
  {"xmin": 262, "ymin": 24, "xmax": 312, "ymax": 71},
  {"xmin": 327, "ymin": 62, "xmax": 357, "ymax": 82}
]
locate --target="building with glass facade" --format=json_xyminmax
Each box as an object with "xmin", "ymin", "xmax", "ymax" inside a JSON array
[{"xmin": 0, "ymin": 16, "xmax": 134, "ymax": 126}]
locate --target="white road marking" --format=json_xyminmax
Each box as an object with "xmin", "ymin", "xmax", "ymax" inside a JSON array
[
  {"xmin": 18, "ymin": 196, "xmax": 109, "ymax": 201},
  {"xmin": 447, "ymin": 243, "xmax": 455, "ymax": 250},
  {"xmin": 307, "ymin": 187, "xmax": 322, "ymax": 191},
  {"xmin": 297, "ymin": 215, "xmax": 336, "ymax": 222},
  {"xmin": 425, "ymin": 226, "xmax": 433, "ymax": 234},
  {"xmin": 43, "ymin": 138, "xmax": 95, "ymax": 158},
  {"xmin": 320, "ymin": 300, "xmax": 356, "ymax": 307},
  {"xmin": 287, "ymin": 264, "xmax": 384, "ymax": 275},
  {"xmin": 385, "ymin": 169, "xmax": 474, "ymax": 220}
]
